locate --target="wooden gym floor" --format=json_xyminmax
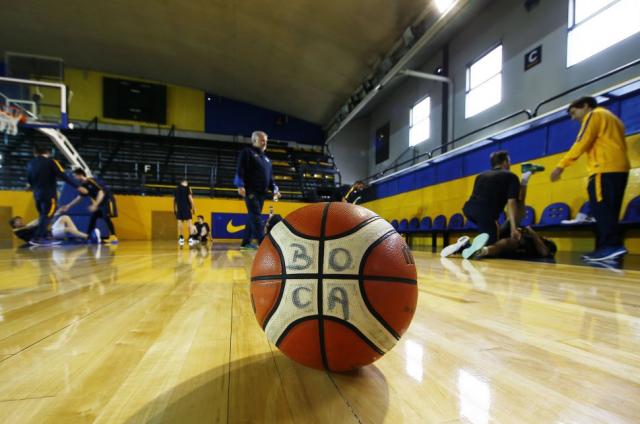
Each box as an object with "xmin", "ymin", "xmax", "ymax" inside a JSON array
[{"xmin": 0, "ymin": 241, "xmax": 638, "ymax": 423}]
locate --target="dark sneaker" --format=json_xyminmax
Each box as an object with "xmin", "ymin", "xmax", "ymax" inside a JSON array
[
  {"xmin": 241, "ymin": 243, "xmax": 259, "ymax": 250},
  {"xmin": 583, "ymin": 246, "xmax": 628, "ymax": 262},
  {"xmin": 462, "ymin": 233, "xmax": 490, "ymax": 259},
  {"xmin": 521, "ymin": 163, "xmax": 545, "ymax": 174}
]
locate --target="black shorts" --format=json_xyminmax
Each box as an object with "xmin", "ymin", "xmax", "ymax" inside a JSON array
[
  {"xmin": 463, "ymin": 203, "xmax": 499, "ymax": 245},
  {"xmin": 98, "ymin": 202, "xmax": 112, "ymax": 217},
  {"xmin": 176, "ymin": 206, "xmax": 192, "ymax": 221}
]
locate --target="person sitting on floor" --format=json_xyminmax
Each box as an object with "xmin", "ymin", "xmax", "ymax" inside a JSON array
[
  {"xmin": 10, "ymin": 214, "xmax": 88, "ymax": 245},
  {"xmin": 192, "ymin": 215, "xmax": 211, "ymax": 244}
]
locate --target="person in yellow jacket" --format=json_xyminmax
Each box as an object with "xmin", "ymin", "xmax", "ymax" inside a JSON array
[{"xmin": 550, "ymin": 96, "xmax": 630, "ymax": 262}]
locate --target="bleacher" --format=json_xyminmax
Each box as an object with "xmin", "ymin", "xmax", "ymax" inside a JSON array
[
  {"xmin": 372, "ymin": 75, "xmax": 640, "ymax": 252},
  {"xmin": 0, "ymin": 127, "xmax": 340, "ymax": 201},
  {"xmin": 392, "ymin": 198, "xmax": 640, "ymax": 251}
]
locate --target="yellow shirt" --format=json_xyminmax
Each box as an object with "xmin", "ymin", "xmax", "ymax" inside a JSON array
[{"xmin": 557, "ymin": 107, "xmax": 630, "ymax": 175}]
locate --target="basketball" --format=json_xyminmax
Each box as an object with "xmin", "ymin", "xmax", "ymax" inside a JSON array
[{"xmin": 250, "ymin": 202, "xmax": 418, "ymax": 372}]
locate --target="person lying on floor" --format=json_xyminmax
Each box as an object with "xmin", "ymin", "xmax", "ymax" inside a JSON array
[
  {"xmin": 443, "ymin": 158, "xmax": 553, "ymax": 260},
  {"xmin": 441, "ymin": 226, "xmax": 556, "ymax": 261},
  {"xmin": 10, "ymin": 214, "xmax": 88, "ymax": 245}
]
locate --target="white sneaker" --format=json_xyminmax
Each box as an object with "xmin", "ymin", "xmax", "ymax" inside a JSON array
[
  {"xmin": 561, "ymin": 212, "xmax": 596, "ymax": 224},
  {"xmin": 440, "ymin": 236, "xmax": 471, "ymax": 258},
  {"xmin": 89, "ymin": 228, "xmax": 101, "ymax": 244},
  {"xmin": 178, "ymin": 237, "xmax": 184, "ymax": 246},
  {"xmin": 188, "ymin": 237, "xmax": 196, "ymax": 247}
]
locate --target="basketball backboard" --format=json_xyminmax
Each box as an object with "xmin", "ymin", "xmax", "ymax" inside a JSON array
[{"xmin": 0, "ymin": 76, "xmax": 68, "ymax": 130}]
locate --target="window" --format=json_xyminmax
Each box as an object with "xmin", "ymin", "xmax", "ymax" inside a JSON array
[
  {"xmin": 375, "ymin": 123, "xmax": 390, "ymax": 164},
  {"xmin": 567, "ymin": 0, "xmax": 640, "ymax": 67},
  {"xmin": 409, "ymin": 96, "xmax": 430, "ymax": 146},
  {"xmin": 465, "ymin": 45, "xmax": 502, "ymax": 118},
  {"xmin": 434, "ymin": 0, "xmax": 455, "ymax": 14}
]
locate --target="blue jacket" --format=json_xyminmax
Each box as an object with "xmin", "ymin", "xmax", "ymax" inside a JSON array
[
  {"xmin": 234, "ymin": 146, "xmax": 278, "ymax": 194},
  {"xmin": 27, "ymin": 156, "xmax": 76, "ymax": 200}
]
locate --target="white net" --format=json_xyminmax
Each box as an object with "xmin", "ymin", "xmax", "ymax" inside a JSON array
[{"xmin": 0, "ymin": 107, "xmax": 22, "ymax": 135}]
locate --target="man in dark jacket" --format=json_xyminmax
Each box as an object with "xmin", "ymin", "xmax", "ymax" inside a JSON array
[
  {"xmin": 234, "ymin": 131, "xmax": 280, "ymax": 249},
  {"xmin": 27, "ymin": 144, "xmax": 77, "ymax": 245}
]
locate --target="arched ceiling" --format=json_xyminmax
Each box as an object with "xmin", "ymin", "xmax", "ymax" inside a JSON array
[{"xmin": 2, "ymin": 0, "xmax": 438, "ymax": 125}]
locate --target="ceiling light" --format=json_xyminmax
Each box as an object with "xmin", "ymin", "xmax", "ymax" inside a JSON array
[{"xmin": 435, "ymin": 0, "xmax": 455, "ymax": 14}]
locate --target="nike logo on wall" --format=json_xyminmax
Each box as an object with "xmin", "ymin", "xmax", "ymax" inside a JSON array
[{"xmin": 226, "ymin": 220, "xmax": 246, "ymax": 233}]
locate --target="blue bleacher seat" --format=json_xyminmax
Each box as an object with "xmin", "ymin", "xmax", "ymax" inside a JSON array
[
  {"xmin": 408, "ymin": 218, "xmax": 420, "ymax": 233},
  {"xmin": 519, "ymin": 206, "xmax": 535, "ymax": 227},
  {"xmin": 536, "ymin": 202, "xmax": 570, "ymax": 227},
  {"xmin": 448, "ymin": 213, "xmax": 465, "ymax": 230},
  {"xmin": 398, "ymin": 219, "xmax": 409, "ymax": 232},
  {"xmin": 622, "ymin": 196, "xmax": 640, "ymax": 224},
  {"xmin": 419, "ymin": 217, "xmax": 432, "ymax": 231},
  {"xmin": 390, "ymin": 219, "xmax": 399, "ymax": 230},
  {"xmin": 433, "ymin": 215, "xmax": 447, "ymax": 230}
]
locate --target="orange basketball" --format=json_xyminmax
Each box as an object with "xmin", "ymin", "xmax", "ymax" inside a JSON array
[{"xmin": 250, "ymin": 202, "xmax": 418, "ymax": 372}]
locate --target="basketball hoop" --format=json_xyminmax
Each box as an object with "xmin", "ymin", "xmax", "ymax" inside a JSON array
[{"xmin": 0, "ymin": 105, "xmax": 26, "ymax": 135}]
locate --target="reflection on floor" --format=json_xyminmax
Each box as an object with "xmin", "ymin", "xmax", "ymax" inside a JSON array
[
  {"xmin": 0, "ymin": 241, "xmax": 638, "ymax": 423},
  {"xmin": 413, "ymin": 245, "xmax": 640, "ymax": 271}
]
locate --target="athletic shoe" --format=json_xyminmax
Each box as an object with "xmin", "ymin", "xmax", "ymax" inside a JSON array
[
  {"xmin": 90, "ymin": 228, "xmax": 101, "ymax": 244},
  {"xmin": 107, "ymin": 235, "xmax": 118, "ymax": 244},
  {"xmin": 561, "ymin": 213, "xmax": 596, "ymax": 225},
  {"xmin": 241, "ymin": 243, "xmax": 259, "ymax": 250},
  {"xmin": 583, "ymin": 246, "xmax": 628, "ymax": 262},
  {"xmin": 521, "ymin": 163, "xmax": 545, "ymax": 174},
  {"xmin": 29, "ymin": 238, "xmax": 62, "ymax": 247},
  {"xmin": 462, "ymin": 233, "xmax": 490, "ymax": 259},
  {"xmin": 178, "ymin": 236, "xmax": 184, "ymax": 246},
  {"xmin": 440, "ymin": 236, "xmax": 471, "ymax": 258},
  {"xmin": 188, "ymin": 237, "xmax": 196, "ymax": 247}
]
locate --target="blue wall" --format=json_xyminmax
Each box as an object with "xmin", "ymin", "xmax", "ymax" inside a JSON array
[
  {"xmin": 368, "ymin": 85, "xmax": 640, "ymax": 202},
  {"xmin": 204, "ymin": 94, "xmax": 324, "ymax": 145}
]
